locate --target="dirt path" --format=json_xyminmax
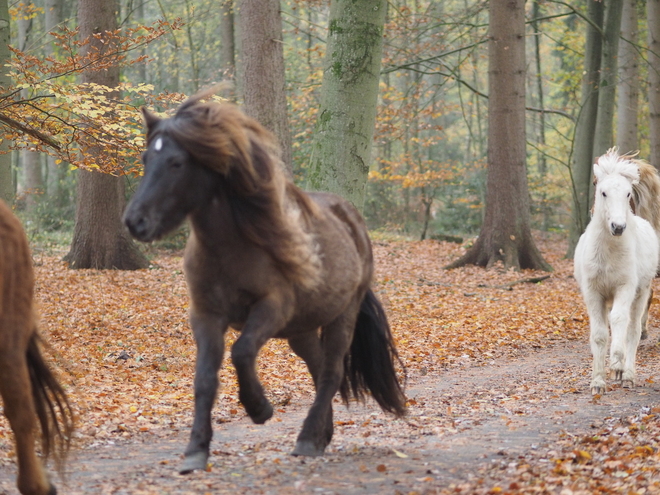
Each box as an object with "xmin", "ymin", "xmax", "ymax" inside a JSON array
[{"xmin": 2, "ymin": 335, "xmax": 660, "ymax": 494}]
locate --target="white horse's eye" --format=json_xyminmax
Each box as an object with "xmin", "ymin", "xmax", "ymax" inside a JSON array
[
  {"xmin": 602, "ymin": 191, "xmax": 607, "ymax": 197},
  {"xmin": 627, "ymin": 192, "xmax": 631, "ymax": 198}
]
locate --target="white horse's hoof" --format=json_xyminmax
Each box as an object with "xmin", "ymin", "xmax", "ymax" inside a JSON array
[
  {"xmin": 591, "ymin": 386, "xmax": 605, "ymax": 395},
  {"xmin": 180, "ymin": 452, "xmax": 208, "ymax": 474}
]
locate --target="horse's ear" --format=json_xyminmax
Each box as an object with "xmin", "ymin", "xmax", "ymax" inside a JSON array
[
  {"xmin": 593, "ymin": 162, "xmax": 603, "ymax": 182},
  {"xmin": 141, "ymin": 107, "xmax": 161, "ymax": 133}
]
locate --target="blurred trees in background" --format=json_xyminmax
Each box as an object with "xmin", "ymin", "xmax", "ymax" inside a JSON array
[{"xmin": 3, "ymin": 0, "xmax": 660, "ymax": 255}]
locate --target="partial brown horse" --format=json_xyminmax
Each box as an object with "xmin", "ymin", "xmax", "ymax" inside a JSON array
[
  {"xmin": 124, "ymin": 87, "xmax": 407, "ymax": 474},
  {"xmin": 0, "ymin": 199, "xmax": 73, "ymax": 495}
]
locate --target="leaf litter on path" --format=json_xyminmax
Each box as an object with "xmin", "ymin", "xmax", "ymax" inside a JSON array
[{"xmin": 1, "ymin": 234, "xmax": 660, "ymax": 494}]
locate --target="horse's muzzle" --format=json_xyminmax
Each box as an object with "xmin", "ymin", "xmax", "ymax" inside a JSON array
[{"xmin": 611, "ymin": 223, "xmax": 625, "ymax": 236}]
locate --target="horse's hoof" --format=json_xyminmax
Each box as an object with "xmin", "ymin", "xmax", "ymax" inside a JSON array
[
  {"xmin": 291, "ymin": 440, "xmax": 325, "ymax": 457},
  {"xmin": 591, "ymin": 386, "xmax": 605, "ymax": 396},
  {"xmin": 249, "ymin": 402, "xmax": 273, "ymax": 425},
  {"xmin": 180, "ymin": 451, "xmax": 208, "ymax": 474},
  {"xmin": 641, "ymin": 330, "xmax": 648, "ymax": 340},
  {"xmin": 613, "ymin": 370, "xmax": 623, "ymax": 382},
  {"xmin": 622, "ymin": 379, "xmax": 634, "ymax": 388}
]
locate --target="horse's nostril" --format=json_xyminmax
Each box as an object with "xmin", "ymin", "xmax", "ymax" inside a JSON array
[{"xmin": 126, "ymin": 215, "xmax": 147, "ymax": 239}]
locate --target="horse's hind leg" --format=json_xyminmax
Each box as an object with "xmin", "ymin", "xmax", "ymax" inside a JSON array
[
  {"xmin": 640, "ymin": 288, "xmax": 652, "ymax": 340},
  {"xmin": 288, "ymin": 332, "xmax": 333, "ymax": 447},
  {"xmin": 181, "ymin": 312, "xmax": 227, "ymax": 474},
  {"xmin": 292, "ymin": 310, "xmax": 356, "ymax": 457},
  {"xmin": 609, "ymin": 290, "xmax": 636, "ymax": 383},
  {"xmin": 0, "ymin": 348, "xmax": 54, "ymax": 495},
  {"xmin": 621, "ymin": 286, "xmax": 649, "ymax": 387}
]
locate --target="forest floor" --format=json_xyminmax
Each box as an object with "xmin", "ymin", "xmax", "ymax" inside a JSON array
[{"xmin": 2, "ymin": 234, "xmax": 660, "ymax": 494}]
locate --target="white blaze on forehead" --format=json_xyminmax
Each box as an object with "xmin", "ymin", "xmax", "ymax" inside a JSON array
[{"xmin": 154, "ymin": 137, "xmax": 163, "ymax": 151}]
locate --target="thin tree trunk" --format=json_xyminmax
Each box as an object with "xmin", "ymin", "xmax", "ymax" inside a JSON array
[
  {"xmin": 566, "ymin": 0, "xmax": 605, "ymax": 257},
  {"xmin": 0, "ymin": 0, "xmax": 10, "ymax": 204},
  {"xmin": 307, "ymin": 0, "xmax": 387, "ymax": 210},
  {"xmin": 238, "ymin": 0, "xmax": 292, "ymax": 174},
  {"xmin": 64, "ymin": 0, "xmax": 148, "ymax": 270},
  {"xmin": 220, "ymin": 0, "xmax": 235, "ymax": 79},
  {"xmin": 45, "ymin": 0, "xmax": 65, "ymax": 204},
  {"xmin": 18, "ymin": 5, "xmax": 43, "ymax": 213},
  {"xmin": 592, "ymin": 0, "xmax": 625, "ymax": 156},
  {"xmin": 446, "ymin": 0, "xmax": 551, "ymax": 271},
  {"xmin": 616, "ymin": 0, "xmax": 639, "ymax": 154},
  {"xmin": 648, "ymin": 0, "xmax": 660, "ymax": 169}
]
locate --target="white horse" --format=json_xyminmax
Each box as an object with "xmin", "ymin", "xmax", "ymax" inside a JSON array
[{"xmin": 574, "ymin": 150, "xmax": 659, "ymax": 395}]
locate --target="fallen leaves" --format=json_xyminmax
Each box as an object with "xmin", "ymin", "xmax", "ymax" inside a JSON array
[{"xmin": 2, "ymin": 234, "xmax": 653, "ymax": 493}]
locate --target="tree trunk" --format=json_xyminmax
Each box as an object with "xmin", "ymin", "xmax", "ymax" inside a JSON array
[
  {"xmin": 0, "ymin": 0, "xmax": 12, "ymax": 204},
  {"xmin": 220, "ymin": 0, "xmax": 235, "ymax": 79},
  {"xmin": 648, "ymin": 0, "xmax": 660, "ymax": 169},
  {"xmin": 238, "ymin": 0, "xmax": 292, "ymax": 174},
  {"xmin": 306, "ymin": 0, "xmax": 387, "ymax": 210},
  {"xmin": 566, "ymin": 0, "xmax": 605, "ymax": 257},
  {"xmin": 18, "ymin": 6, "xmax": 43, "ymax": 213},
  {"xmin": 616, "ymin": 0, "xmax": 639, "ymax": 154},
  {"xmin": 64, "ymin": 0, "xmax": 148, "ymax": 270},
  {"xmin": 592, "ymin": 0, "xmax": 625, "ymax": 156},
  {"xmin": 446, "ymin": 0, "xmax": 551, "ymax": 271},
  {"xmin": 45, "ymin": 0, "xmax": 66, "ymax": 204}
]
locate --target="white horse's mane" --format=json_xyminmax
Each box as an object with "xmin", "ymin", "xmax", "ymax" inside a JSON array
[{"xmin": 595, "ymin": 147, "xmax": 640, "ymax": 185}]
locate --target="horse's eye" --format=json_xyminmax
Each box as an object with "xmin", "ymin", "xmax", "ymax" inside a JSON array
[
  {"xmin": 602, "ymin": 191, "xmax": 607, "ymax": 197},
  {"xmin": 627, "ymin": 192, "xmax": 631, "ymax": 198}
]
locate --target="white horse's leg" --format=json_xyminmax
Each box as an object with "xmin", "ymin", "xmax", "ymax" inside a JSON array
[
  {"xmin": 609, "ymin": 288, "xmax": 636, "ymax": 382},
  {"xmin": 621, "ymin": 285, "xmax": 649, "ymax": 387},
  {"xmin": 586, "ymin": 293, "xmax": 609, "ymax": 395}
]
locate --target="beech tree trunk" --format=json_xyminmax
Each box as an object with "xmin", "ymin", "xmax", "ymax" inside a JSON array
[
  {"xmin": 18, "ymin": 6, "xmax": 43, "ymax": 213},
  {"xmin": 220, "ymin": 0, "xmax": 235, "ymax": 79},
  {"xmin": 566, "ymin": 0, "xmax": 605, "ymax": 257},
  {"xmin": 446, "ymin": 0, "xmax": 551, "ymax": 271},
  {"xmin": 648, "ymin": 0, "xmax": 660, "ymax": 169},
  {"xmin": 64, "ymin": 0, "xmax": 148, "ymax": 270},
  {"xmin": 238, "ymin": 0, "xmax": 292, "ymax": 173},
  {"xmin": 616, "ymin": 0, "xmax": 639, "ymax": 155},
  {"xmin": 45, "ymin": 0, "xmax": 66, "ymax": 204},
  {"xmin": 307, "ymin": 0, "xmax": 387, "ymax": 210},
  {"xmin": 0, "ymin": 0, "xmax": 12, "ymax": 204},
  {"xmin": 592, "ymin": 0, "xmax": 625, "ymax": 157}
]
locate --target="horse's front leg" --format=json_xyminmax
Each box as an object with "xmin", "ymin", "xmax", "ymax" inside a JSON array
[
  {"xmin": 585, "ymin": 293, "xmax": 609, "ymax": 395},
  {"xmin": 609, "ymin": 289, "xmax": 636, "ymax": 384},
  {"xmin": 231, "ymin": 296, "xmax": 290, "ymax": 424},
  {"xmin": 293, "ymin": 308, "xmax": 357, "ymax": 457},
  {"xmin": 621, "ymin": 285, "xmax": 650, "ymax": 387},
  {"xmin": 181, "ymin": 312, "xmax": 228, "ymax": 474}
]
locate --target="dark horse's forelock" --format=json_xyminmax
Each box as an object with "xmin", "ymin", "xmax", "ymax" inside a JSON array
[{"xmin": 150, "ymin": 90, "xmax": 321, "ymax": 288}]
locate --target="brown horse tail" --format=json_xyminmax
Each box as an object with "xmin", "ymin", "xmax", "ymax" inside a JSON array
[
  {"xmin": 341, "ymin": 289, "xmax": 407, "ymax": 417},
  {"xmin": 26, "ymin": 332, "xmax": 74, "ymax": 472}
]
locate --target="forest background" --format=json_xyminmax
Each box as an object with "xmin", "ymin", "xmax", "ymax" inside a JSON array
[{"xmin": 1, "ymin": 0, "xmax": 652, "ymax": 252}]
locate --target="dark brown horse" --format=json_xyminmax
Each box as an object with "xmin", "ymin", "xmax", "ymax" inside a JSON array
[
  {"xmin": 124, "ymin": 88, "xmax": 406, "ymax": 473},
  {"xmin": 0, "ymin": 200, "xmax": 73, "ymax": 495}
]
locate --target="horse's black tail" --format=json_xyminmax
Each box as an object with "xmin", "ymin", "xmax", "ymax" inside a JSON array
[
  {"xmin": 26, "ymin": 332, "xmax": 74, "ymax": 472},
  {"xmin": 341, "ymin": 289, "xmax": 407, "ymax": 417}
]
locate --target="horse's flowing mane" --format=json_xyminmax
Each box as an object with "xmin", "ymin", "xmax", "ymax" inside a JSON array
[
  {"xmin": 595, "ymin": 148, "xmax": 640, "ymax": 184},
  {"xmin": 593, "ymin": 148, "xmax": 660, "ymax": 231},
  {"xmin": 152, "ymin": 87, "xmax": 321, "ymax": 288}
]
